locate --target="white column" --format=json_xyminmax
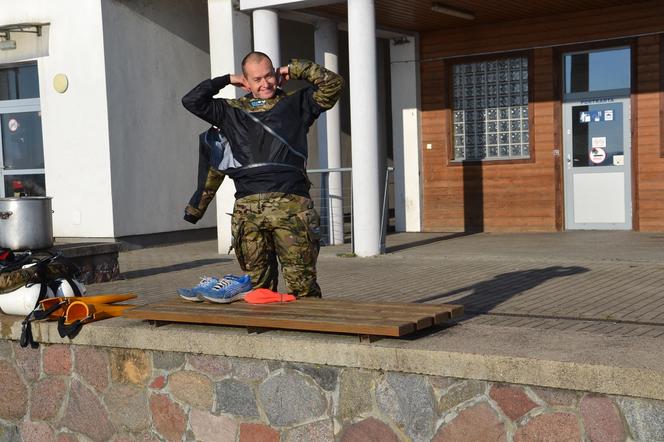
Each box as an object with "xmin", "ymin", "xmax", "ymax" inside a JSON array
[
  {"xmin": 314, "ymin": 19, "xmax": 344, "ymax": 245},
  {"xmin": 390, "ymin": 36, "xmax": 422, "ymax": 232},
  {"xmin": 208, "ymin": 0, "xmax": 252, "ymax": 254},
  {"xmin": 348, "ymin": 0, "xmax": 381, "ymax": 256},
  {"xmin": 252, "ymin": 9, "xmax": 281, "ymax": 66}
]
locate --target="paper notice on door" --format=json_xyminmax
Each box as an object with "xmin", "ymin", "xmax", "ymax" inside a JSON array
[
  {"xmin": 613, "ymin": 155, "xmax": 624, "ymax": 166},
  {"xmin": 592, "ymin": 137, "xmax": 607, "ymax": 148},
  {"xmin": 604, "ymin": 110, "xmax": 614, "ymax": 121}
]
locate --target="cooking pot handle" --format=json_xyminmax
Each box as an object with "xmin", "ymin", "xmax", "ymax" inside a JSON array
[{"xmin": 0, "ymin": 211, "xmax": 12, "ymax": 220}]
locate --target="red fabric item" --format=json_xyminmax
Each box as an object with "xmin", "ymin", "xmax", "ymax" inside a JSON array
[{"xmin": 244, "ymin": 288, "xmax": 296, "ymax": 304}]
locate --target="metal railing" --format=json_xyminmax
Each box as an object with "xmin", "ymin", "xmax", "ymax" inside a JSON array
[{"xmin": 307, "ymin": 166, "xmax": 394, "ymax": 253}]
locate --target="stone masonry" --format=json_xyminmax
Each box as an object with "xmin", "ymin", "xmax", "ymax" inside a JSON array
[{"xmin": 0, "ymin": 339, "xmax": 663, "ymax": 441}]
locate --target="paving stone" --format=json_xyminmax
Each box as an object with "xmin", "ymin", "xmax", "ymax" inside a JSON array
[
  {"xmin": 55, "ymin": 433, "xmax": 80, "ymax": 442},
  {"xmin": 339, "ymin": 417, "xmax": 399, "ymax": 442},
  {"xmin": 110, "ymin": 348, "xmax": 152, "ymax": 386},
  {"xmin": 59, "ymin": 379, "xmax": 114, "ymax": 442},
  {"xmin": 288, "ymin": 363, "xmax": 339, "ymax": 391},
  {"xmin": 283, "ymin": 419, "xmax": 334, "ymax": 442},
  {"xmin": 0, "ymin": 423, "xmax": 19, "ymax": 442},
  {"xmin": 376, "ymin": 372, "xmax": 436, "ymax": 442},
  {"xmin": 43, "ymin": 345, "xmax": 72, "ymax": 375},
  {"xmin": 231, "ymin": 357, "xmax": 269, "ymax": 382},
  {"xmin": 187, "ymin": 353, "xmax": 232, "ymax": 378},
  {"xmin": 258, "ymin": 370, "xmax": 327, "ymax": 427},
  {"xmin": 514, "ymin": 413, "xmax": 582, "ymax": 442},
  {"xmin": 439, "ymin": 380, "xmax": 486, "ymax": 413},
  {"xmin": 580, "ymin": 395, "xmax": 625, "ymax": 442},
  {"xmin": 168, "ymin": 370, "xmax": 213, "ymax": 410},
  {"xmin": 189, "ymin": 408, "xmax": 238, "ymax": 442},
  {"xmin": 12, "ymin": 342, "xmax": 40, "ymax": 383},
  {"xmin": 489, "ymin": 384, "xmax": 538, "ymax": 421},
  {"xmin": 531, "ymin": 387, "xmax": 579, "ymax": 407},
  {"xmin": 0, "ymin": 340, "xmax": 12, "ymax": 359},
  {"xmin": 215, "ymin": 378, "xmax": 259, "ymax": 417},
  {"xmin": 617, "ymin": 397, "xmax": 664, "ymax": 442},
  {"xmin": 0, "ymin": 359, "xmax": 28, "ymax": 421},
  {"xmin": 104, "ymin": 383, "xmax": 150, "ymax": 432},
  {"xmin": 19, "ymin": 420, "xmax": 55, "ymax": 442},
  {"xmin": 338, "ymin": 369, "xmax": 376, "ymax": 422},
  {"xmin": 430, "ymin": 376, "xmax": 460, "ymax": 393},
  {"xmin": 73, "ymin": 345, "xmax": 109, "ymax": 392},
  {"xmin": 432, "ymin": 402, "xmax": 506, "ymax": 442},
  {"xmin": 239, "ymin": 423, "xmax": 280, "ymax": 442},
  {"xmin": 152, "ymin": 351, "xmax": 185, "ymax": 371},
  {"xmin": 31, "ymin": 376, "xmax": 67, "ymax": 420},
  {"xmin": 149, "ymin": 375, "xmax": 166, "ymax": 390},
  {"xmin": 150, "ymin": 394, "xmax": 186, "ymax": 442},
  {"xmin": 111, "ymin": 432, "xmax": 160, "ymax": 442}
]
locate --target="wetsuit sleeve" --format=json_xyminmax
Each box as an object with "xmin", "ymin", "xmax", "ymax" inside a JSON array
[
  {"xmin": 288, "ymin": 59, "xmax": 344, "ymax": 111},
  {"xmin": 181, "ymin": 75, "xmax": 232, "ymax": 126}
]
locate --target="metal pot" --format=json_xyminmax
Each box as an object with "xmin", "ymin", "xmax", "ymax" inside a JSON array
[{"xmin": 0, "ymin": 197, "xmax": 54, "ymax": 251}]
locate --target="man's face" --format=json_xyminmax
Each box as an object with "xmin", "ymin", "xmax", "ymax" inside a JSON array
[{"xmin": 243, "ymin": 58, "xmax": 277, "ymax": 99}]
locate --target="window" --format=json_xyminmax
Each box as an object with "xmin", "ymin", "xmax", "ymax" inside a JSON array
[
  {"xmin": 0, "ymin": 62, "xmax": 45, "ymax": 198},
  {"xmin": 451, "ymin": 56, "xmax": 530, "ymax": 161}
]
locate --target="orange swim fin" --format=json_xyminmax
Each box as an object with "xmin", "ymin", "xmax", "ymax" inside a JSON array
[{"xmin": 63, "ymin": 300, "xmax": 135, "ymax": 325}]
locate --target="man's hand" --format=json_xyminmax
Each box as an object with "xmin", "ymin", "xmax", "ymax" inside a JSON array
[
  {"xmin": 276, "ymin": 66, "xmax": 289, "ymax": 87},
  {"xmin": 230, "ymin": 74, "xmax": 249, "ymax": 92}
]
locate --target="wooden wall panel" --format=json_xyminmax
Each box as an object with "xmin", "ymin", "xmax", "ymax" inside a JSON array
[
  {"xmin": 635, "ymin": 36, "xmax": 664, "ymax": 231},
  {"xmin": 419, "ymin": 3, "xmax": 664, "ymax": 232}
]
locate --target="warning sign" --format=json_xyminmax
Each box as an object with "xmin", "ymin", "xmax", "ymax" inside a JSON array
[{"xmin": 589, "ymin": 147, "xmax": 606, "ymax": 164}]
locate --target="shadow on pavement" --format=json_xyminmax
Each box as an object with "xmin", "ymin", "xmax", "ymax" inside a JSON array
[
  {"xmin": 414, "ymin": 265, "xmax": 590, "ymax": 319},
  {"xmin": 385, "ymin": 232, "xmax": 476, "ymax": 254},
  {"xmin": 120, "ymin": 258, "xmax": 232, "ymax": 279}
]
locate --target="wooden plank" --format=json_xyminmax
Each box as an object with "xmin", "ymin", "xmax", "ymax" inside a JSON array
[
  {"xmin": 125, "ymin": 304, "xmax": 415, "ymax": 337},
  {"xmin": 147, "ymin": 299, "xmax": 437, "ymax": 330},
  {"xmin": 124, "ymin": 298, "xmax": 463, "ymax": 337},
  {"xmin": 137, "ymin": 298, "xmax": 458, "ymax": 329}
]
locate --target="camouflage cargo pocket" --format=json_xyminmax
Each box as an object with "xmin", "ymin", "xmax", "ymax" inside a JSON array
[
  {"xmin": 296, "ymin": 207, "xmax": 321, "ymax": 251},
  {"xmin": 231, "ymin": 218, "xmax": 247, "ymax": 270}
]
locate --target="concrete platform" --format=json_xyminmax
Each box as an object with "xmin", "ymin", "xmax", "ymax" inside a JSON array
[{"xmin": 3, "ymin": 231, "xmax": 664, "ymax": 401}]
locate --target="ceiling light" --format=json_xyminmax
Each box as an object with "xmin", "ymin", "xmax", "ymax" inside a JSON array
[{"xmin": 431, "ymin": 2, "xmax": 475, "ymax": 20}]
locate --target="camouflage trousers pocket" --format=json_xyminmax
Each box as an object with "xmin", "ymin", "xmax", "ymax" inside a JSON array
[
  {"xmin": 296, "ymin": 207, "xmax": 322, "ymax": 251},
  {"xmin": 231, "ymin": 218, "xmax": 247, "ymax": 270}
]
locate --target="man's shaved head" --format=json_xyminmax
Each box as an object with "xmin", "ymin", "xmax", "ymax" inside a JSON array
[{"xmin": 242, "ymin": 51, "xmax": 273, "ymax": 76}]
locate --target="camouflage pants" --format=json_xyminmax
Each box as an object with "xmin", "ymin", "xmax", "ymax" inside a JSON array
[{"xmin": 231, "ymin": 193, "xmax": 322, "ymax": 298}]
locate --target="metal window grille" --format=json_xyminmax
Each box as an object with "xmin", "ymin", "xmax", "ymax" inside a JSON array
[{"xmin": 452, "ymin": 57, "xmax": 530, "ymax": 161}]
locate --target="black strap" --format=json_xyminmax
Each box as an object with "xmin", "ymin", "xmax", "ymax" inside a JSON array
[
  {"xmin": 57, "ymin": 317, "xmax": 84, "ymax": 339},
  {"xmin": 240, "ymin": 109, "xmax": 308, "ymax": 162},
  {"xmin": 33, "ymin": 300, "xmax": 67, "ymax": 321},
  {"xmin": 19, "ymin": 315, "xmax": 39, "ymax": 349}
]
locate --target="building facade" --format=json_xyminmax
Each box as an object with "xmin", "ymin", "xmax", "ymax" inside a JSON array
[{"xmin": 1, "ymin": 0, "xmax": 663, "ymax": 256}]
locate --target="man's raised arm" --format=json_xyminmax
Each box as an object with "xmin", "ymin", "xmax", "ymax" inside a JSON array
[
  {"xmin": 181, "ymin": 75, "xmax": 233, "ymax": 126},
  {"xmin": 288, "ymin": 59, "xmax": 344, "ymax": 110}
]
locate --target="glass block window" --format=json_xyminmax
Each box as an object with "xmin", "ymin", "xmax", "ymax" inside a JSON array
[{"xmin": 452, "ymin": 57, "xmax": 530, "ymax": 161}]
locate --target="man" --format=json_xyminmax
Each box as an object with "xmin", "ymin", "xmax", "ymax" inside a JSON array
[{"xmin": 182, "ymin": 52, "xmax": 344, "ymax": 298}]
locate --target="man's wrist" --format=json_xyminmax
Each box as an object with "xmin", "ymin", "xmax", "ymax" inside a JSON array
[{"xmin": 211, "ymin": 74, "xmax": 231, "ymax": 90}]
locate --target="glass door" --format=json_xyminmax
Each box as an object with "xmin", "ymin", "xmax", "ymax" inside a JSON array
[
  {"xmin": 562, "ymin": 47, "xmax": 632, "ymax": 230},
  {"xmin": 0, "ymin": 62, "xmax": 45, "ymax": 198}
]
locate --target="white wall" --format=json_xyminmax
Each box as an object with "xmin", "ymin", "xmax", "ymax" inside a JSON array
[
  {"xmin": 101, "ymin": 0, "xmax": 213, "ymax": 237},
  {"xmin": 0, "ymin": 0, "xmax": 116, "ymax": 237}
]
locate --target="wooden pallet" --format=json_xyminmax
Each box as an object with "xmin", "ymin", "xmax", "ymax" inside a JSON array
[{"xmin": 123, "ymin": 297, "xmax": 463, "ymax": 338}]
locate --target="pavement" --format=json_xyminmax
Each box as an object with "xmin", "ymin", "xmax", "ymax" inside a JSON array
[{"xmin": 90, "ymin": 230, "xmax": 664, "ymax": 339}]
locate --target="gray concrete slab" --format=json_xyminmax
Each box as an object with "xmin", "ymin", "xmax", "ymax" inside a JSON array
[{"xmin": 89, "ymin": 231, "xmax": 664, "ymax": 338}]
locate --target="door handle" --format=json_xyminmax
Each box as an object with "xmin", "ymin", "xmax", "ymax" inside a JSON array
[{"xmin": 566, "ymin": 154, "xmax": 572, "ymax": 170}]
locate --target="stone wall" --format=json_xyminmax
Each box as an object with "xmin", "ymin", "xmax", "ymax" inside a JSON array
[{"xmin": 1, "ymin": 340, "xmax": 663, "ymax": 442}]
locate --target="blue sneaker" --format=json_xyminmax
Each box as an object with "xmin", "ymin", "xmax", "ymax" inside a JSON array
[
  {"xmin": 199, "ymin": 275, "xmax": 252, "ymax": 304},
  {"xmin": 177, "ymin": 276, "xmax": 219, "ymax": 302}
]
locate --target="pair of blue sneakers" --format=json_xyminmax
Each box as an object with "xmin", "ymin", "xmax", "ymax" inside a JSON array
[{"xmin": 177, "ymin": 275, "xmax": 252, "ymax": 304}]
